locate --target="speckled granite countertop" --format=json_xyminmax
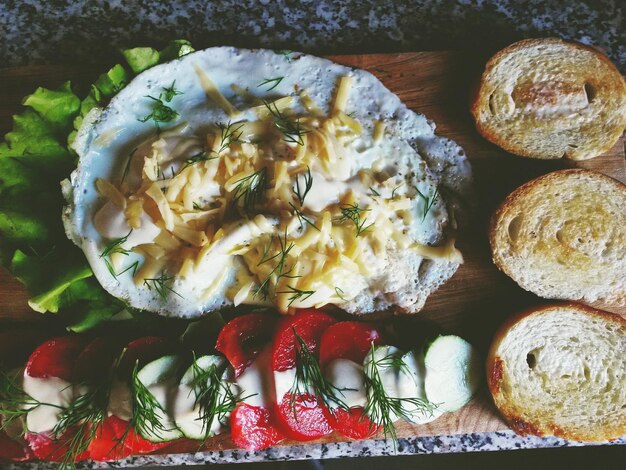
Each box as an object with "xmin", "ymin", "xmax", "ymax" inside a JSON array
[
  {"xmin": 6, "ymin": 432, "xmax": 626, "ymax": 468},
  {"xmin": 1, "ymin": 0, "xmax": 625, "ymax": 466},
  {"xmin": 0, "ymin": 0, "xmax": 624, "ymax": 72}
]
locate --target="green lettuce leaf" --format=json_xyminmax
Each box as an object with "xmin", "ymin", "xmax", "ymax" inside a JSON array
[{"xmin": 0, "ymin": 39, "xmax": 195, "ymax": 331}]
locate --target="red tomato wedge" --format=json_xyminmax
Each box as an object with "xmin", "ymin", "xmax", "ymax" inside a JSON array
[
  {"xmin": 271, "ymin": 309, "xmax": 336, "ymax": 440},
  {"xmin": 230, "ymin": 403, "xmax": 285, "ymax": 451},
  {"xmin": 75, "ymin": 337, "xmax": 124, "ymax": 383},
  {"xmin": 116, "ymin": 336, "xmax": 173, "ymax": 378},
  {"xmin": 272, "ymin": 309, "xmax": 336, "ymax": 371},
  {"xmin": 87, "ymin": 416, "xmax": 169, "ymax": 461},
  {"xmin": 322, "ymin": 407, "xmax": 381, "ymax": 440},
  {"xmin": 25, "ymin": 335, "xmax": 90, "ymax": 381},
  {"xmin": 0, "ymin": 431, "xmax": 30, "ymax": 461},
  {"xmin": 25, "ymin": 428, "xmax": 90, "ymax": 463},
  {"xmin": 216, "ymin": 313, "xmax": 278, "ymax": 377},
  {"xmin": 319, "ymin": 321, "xmax": 382, "ymax": 439},
  {"xmin": 87, "ymin": 416, "xmax": 133, "ymax": 461},
  {"xmin": 319, "ymin": 321, "xmax": 382, "ymax": 368},
  {"xmin": 274, "ymin": 392, "xmax": 332, "ymax": 440}
]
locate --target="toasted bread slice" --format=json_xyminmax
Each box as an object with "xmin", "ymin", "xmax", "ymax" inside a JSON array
[
  {"xmin": 471, "ymin": 38, "xmax": 626, "ymax": 160},
  {"xmin": 490, "ymin": 169, "xmax": 626, "ymax": 307},
  {"xmin": 487, "ymin": 303, "xmax": 626, "ymax": 442}
]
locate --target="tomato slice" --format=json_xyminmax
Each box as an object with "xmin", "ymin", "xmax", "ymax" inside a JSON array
[
  {"xmin": 75, "ymin": 337, "xmax": 124, "ymax": 383},
  {"xmin": 116, "ymin": 336, "xmax": 173, "ymax": 379},
  {"xmin": 87, "ymin": 416, "xmax": 133, "ymax": 461},
  {"xmin": 318, "ymin": 321, "xmax": 382, "ymax": 439},
  {"xmin": 0, "ymin": 430, "xmax": 30, "ymax": 461},
  {"xmin": 230, "ymin": 403, "xmax": 285, "ymax": 451},
  {"xmin": 25, "ymin": 428, "xmax": 90, "ymax": 463},
  {"xmin": 272, "ymin": 309, "xmax": 336, "ymax": 371},
  {"xmin": 271, "ymin": 310, "xmax": 336, "ymax": 440},
  {"xmin": 25, "ymin": 335, "xmax": 90, "ymax": 381},
  {"xmin": 319, "ymin": 321, "xmax": 381, "ymax": 368},
  {"xmin": 216, "ymin": 313, "xmax": 278, "ymax": 377},
  {"xmin": 322, "ymin": 407, "xmax": 381, "ymax": 440},
  {"xmin": 274, "ymin": 392, "xmax": 332, "ymax": 441}
]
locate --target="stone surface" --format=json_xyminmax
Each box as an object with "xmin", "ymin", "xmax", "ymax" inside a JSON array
[{"xmin": 0, "ymin": 1, "xmax": 624, "ymax": 71}]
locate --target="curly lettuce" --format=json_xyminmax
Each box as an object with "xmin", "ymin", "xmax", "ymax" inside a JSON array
[{"xmin": 0, "ymin": 40, "xmax": 195, "ymax": 332}]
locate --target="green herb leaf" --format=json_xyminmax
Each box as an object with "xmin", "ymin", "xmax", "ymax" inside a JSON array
[
  {"xmin": 292, "ymin": 167, "xmax": 313, "ymax": 205},
  {"xmin": 288, "ymin": 202, "xmax": 319, "ymax": 232},
  {"xmin": 337, "ymin": 203, "xmax": 374, "ymax": 237},
  {"xmin": 138, "ymin": 95, "xmax": 179, "ymax": 127},
  {"xmin": 231, "ymin": 167, "xmax": 267, "ymax": 215},
  {"xmin": 257, "ymin": 77, "xmax": 284, "ymax": 91},
  {"xmin": 263, "ymin": 100, "xmax": 308, "ymax": 146},
  {"xmin": 143, "ymin": 272, "xmax": 182, "ymax": 300},
  {"xmin": 162, "ymin": 81, "xmax": 183, "ymax": 102},
  {"xmin": 414, "ymin": 186, "xmax": 440, "ymax": 221}
]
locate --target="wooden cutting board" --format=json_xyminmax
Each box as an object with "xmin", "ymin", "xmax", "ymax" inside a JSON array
[{"xmin": 0, "ymin": 52, "xmax": 624, "ymax": 447}]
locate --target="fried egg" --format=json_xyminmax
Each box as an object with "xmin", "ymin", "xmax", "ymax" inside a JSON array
[{"xmin": 63, "ymin": 47, "xmax": 472, "ymax": 318}]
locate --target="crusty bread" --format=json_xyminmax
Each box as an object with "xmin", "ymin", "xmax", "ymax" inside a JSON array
[
  {"xmin": 471, "ymin": 38, "xmax": 626, "ymax": 160},
  {"xmin": 490, "ymin": 169, "xmax": 626, "ymax": 307},
  {"xmin": 487, "ymin": 303, "xmax": 626, "ymax": 442}
]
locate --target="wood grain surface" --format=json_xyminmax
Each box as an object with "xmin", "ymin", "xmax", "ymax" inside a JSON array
[{"xmin": 0, "ymin": 52, "xmax": 624, "ymax": 447}]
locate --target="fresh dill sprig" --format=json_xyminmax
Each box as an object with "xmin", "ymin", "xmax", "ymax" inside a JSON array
[
  {"xmin": 288, "ymin": 203, "xmax": 319, "ymax": 232},
  {"xmin": 391, "ymin": 183, "xmax": 404, "ymax": 199},
  {"xmin": 138, "ymin": 95, "xmax": 179, "ymax": 128},
  {"xmin": 100, "ymin": 231, "xmax": 139, "ymax": 279},
  {"xmin": 127, "ymin": 361, "xmax": 170, "ymax": 441},
  {"xmin": 143, "ymin": 272, "xmax": 182, "ymax": 300},
  {"xmin": 53, "ymin": 383, "xmax": 110, "ymax": 469},
  {"xmin": 253, "ymin": 230, "xmax": 299, "ymax": 300},
  {"xmin": 293, "ymin": 167, "xmax": 313, "ymax": 205},
  {"xmin": 232, "ymin": 167, "xmax": 268, "ymax": 215},
  {"xmin": 288, "ymin": 331, "xmax": 350, "ymax": 418},
  {"xmin": 120, "ymin": 148, "xmax": 136, "ymax": 184},
  {"xmin": 369, "ymin": 186, "xmax": 381, "ymax": 197},
  {"xmin": 0, "ymin": 370, "xmax": 54, "ymax": 432},
  {"xmin": 180, "ymin": 150, "xmax": 217, "ymax": 172},
  {"xmin": 277, "ymin": 285, "xmax": 316, "ymax": 307},
  {"xmin": 334, "ymin": 286, "xmax": 347, "ymax": 301},
  {"xmin": 187, "ymin": 358, "xmax": 244, "ymax": 442},
  {"xmin": 162, "ymin": 81, "xmax": 183, "ymax": 102},
  {"xmin": 257, "ymin": 77, "xmax": 285, "ymax": 91},
  {"xmin": 363, "ymin": 344, "xmax": 438, "ymax": 442},
  {"xmin": 414, "ymin": 186, "xmax": 440, "ymax": 221},
  {"xmin": 337, "ymin": 203, "xmax": 374, "ymax": 237},
  {"xmin": 263, "ymin": 100, "xmax": 308, "ymax": 146},
  {"xmin": 216, "ymin": 121, "xmax": 245, "ymax": 154}
]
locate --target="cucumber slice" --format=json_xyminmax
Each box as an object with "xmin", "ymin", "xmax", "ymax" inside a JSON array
[
  {"xmin": 135, "ymin": 355, "xmax": 184, "ymax": 443},
  {"xmin": 173, "ymin": 355, "xmax": 236, "ymax": 440},
  {"xmin": 423, "ymin": 335, "xmax": 480, "ymax": 412}
]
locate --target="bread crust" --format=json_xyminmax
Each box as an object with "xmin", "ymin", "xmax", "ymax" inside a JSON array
[
  {"xmin": 489, "ymin": 169, "xmax": 626, "ymax": 307},
  {"xmin": 486, "ymin": 302, "xmax": 626, "ymax": 442},
  {"xmin": 471, "ymin": 38, "xmax": 626, "ymax": 160}
]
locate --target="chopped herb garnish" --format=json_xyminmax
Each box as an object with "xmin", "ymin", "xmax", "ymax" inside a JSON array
[
  {"xmin": 363, "ymin": 344, "xmax": 438, "ymax": 442},
  {"xmin": 287, "ymin": 330, "xmax": 350, "ymax": 418},
  {"xmin": 414, "ymin": 186, "xmax": 440, "ymax": 221},
  {"xmin": 120, "ymin": 148, "xmax": 136, "ymax": 184},
  {"xmin": 127, "ymin": 361, "xmax": 170, "ymax": 441},
  {"xmin": 254, "ymin": 230, "xmax": 298, "ymax": 300},
  {"xmin": 263, "ymin": 100, "xmax": 308, "ymax": 146},
  {"xmin": 334, "ymin": 286, "xmax": 347, "ymax": 301},
  {"xmin": 293, "ymin": 167, "xmax": 313, "ymax": 205},
  {"xmin": 277, "ymin": 285, "xmax": 316, "ymax": 307},
  {"xmin": 257, "ymin": 77, "xmax": 285, "ymax": 91},
  {"xmin": 162, "ymin": 80, "xmax": 183, "ymax": 102},
  {"xmin": 289, "ymin": 202, "xmax": 319, "ymax": 232},
  {"xmin": 391, "ymin": 182, "xmax": 404, "ymax": 199},
  {"xmin": 100, "ymin": 231, "xmax": 139, "ymax": 279},
  {"xmin": 337, "ymin": 203, "xmax": 374, "ymax": 236},
  {"xmin": 275, "ymin": 50, "xmax": 294, "ymax": 62},
  {"xmin": 232, "ymin": 167, "xmax": 267, "ymax": 215},
  {"xmin": 369, "ymin": 186, "xmax": 381, "ymax": 197},
  {"xmin": 216, "ymin": 121, "xmax": 245, "ymax": 154},
  {"xmin": 187, "ymin": 357, "xmax": 244, "ymax": 442},
  {"xmin": 143, "ymin": 272, "xmax": 182, "ymax": 300},
  {"xmin": 138, "ymin": 94, "xmax": 179, "ymax": 130}
]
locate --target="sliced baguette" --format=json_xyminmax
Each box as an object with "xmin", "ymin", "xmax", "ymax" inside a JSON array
[
  {"xmin": 490, "ymin": 169, "xmax": 626, "ymax": 307},
  {"xmin": 487, "ymin": 303, "xmax": 626, "ymax": 442},
  {"xmin": 471, "ymin": 38, "xmax": 626, "ymax": 160}
]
